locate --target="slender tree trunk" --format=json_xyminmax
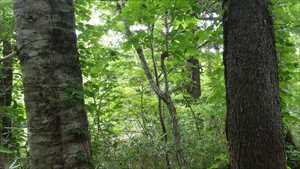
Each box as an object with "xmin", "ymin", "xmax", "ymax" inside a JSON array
[
  {"xmin": 161, "ymin": 13, "xmax": 186, "ymax": 167},
  {"xmin": 160, "ymin": 54, "xmax": 186, "ymax": 168},
  {"xmin": 157, "ymin": 99, "xmax": 171, "ymax": 169},
  {"xmin": 14, "ymin": 1, "xmax": 92, "ymax": 169},
  {"xmin": 223, "ymin": 0, "xmax": 286, "ymax": 169},
  {"xmin": 149, "ymin": 24, "xmax": 171, "ymax": 169},
  {"xmin": 120, "ymin": 4, "xmax": 186, "ymax": 166},
  {"xmin": 0, "ymin": 40, "xmax": 13, "ymax": 169}
]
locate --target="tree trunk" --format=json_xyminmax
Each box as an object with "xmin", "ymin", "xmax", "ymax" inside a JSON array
[
  {"xmin": 14, "ymin": 1, "xmax": 92, "ymax": 169},
  {"xmin": 186, "ymin": 58, "xmax": 202, "ymax": 136},
  {"xmin": 0, "ymin": 40, "xmax": 13, "ymax": 169},
  {"xmin": 157, "ymin": 98, "xmax": 171, "ymax": 169},
  {"xmin": 187, "ymin": 58, "xmax": 201, "ymax": 99},
  {"xmin": 223, "ymin": 0, "xmax": 286, "ymax": 169},
  {"xmin": 160, "ymin": 54, "xmax": 186, "ymax": 168},
  {"xmin": 149, "ymin": 25, "xmax": 171, "ymax": 168}
]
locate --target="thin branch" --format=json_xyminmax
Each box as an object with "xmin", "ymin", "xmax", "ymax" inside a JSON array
[
  {"xmin": 193, "ymin": 15, "xmax": 221, "ymax": 21},
  {"xmin": 119, "ymin": 3, "xmax": 167, "ymax": 101},
  {"xmin": 199, "ymin": 16, "xmax": 221, "ymax": 21},
  {"xmin": 158, "ymin": 66, "xmax": 176, "ymax": 80},
  {"xmin": 197, "ymin": 40, "xmax": 210, "ymax": 49},
  {"xmin": 0, "ymin": 52, "xmax": 15, "ymax": 62},
  {"xmin": 162, "ymin": 11, "xmax": 170, "ymax": 94},
  {"xmin": 149, "ymin": 24, "xmax": 159, "ymax": 86}
]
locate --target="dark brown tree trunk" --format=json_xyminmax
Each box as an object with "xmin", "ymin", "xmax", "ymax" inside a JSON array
[
  {"xmin": 14, "ymin": 1, "xmax": 93, "ymax": 169},
  {"xmin": 223, "ymin": 0, "xmax": 286, "ymax": 169},
  {"xmin": 186, "ymin": 58, "xmax": 202, "ymax": 136},
  {"xmin": 187, "ymin": 58, "xmax": 201, "ymax": 99},
  {"xmin": 0, "ymin": 40, "xmax": 13, "ymax": 169}
]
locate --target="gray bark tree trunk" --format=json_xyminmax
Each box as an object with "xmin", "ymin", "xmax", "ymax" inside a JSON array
[
  {"xmin": 14, "ymin": 1, "xmax": 93, "ymax": 169},
  {"xmin": 0, "ymin": 40, "xmax": 13, "ymax": 169},
  {"xmin": 223, "ymin": 0, "xmax": 286, "ymax": 169}
]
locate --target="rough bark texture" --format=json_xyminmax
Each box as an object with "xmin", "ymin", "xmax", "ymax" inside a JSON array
[
  {"xmin": 187, "ymin": 58, "xmax": 201, "ymax": 99},
  {"xmin": 14, "ymin": 1, "xmax": 92, "ymax": 169},
  {"xmin": 0, "ymin": 40, "xmax": 13, "ymax": 169},
  {"xmin": 223, "ymin": 0, "xmax": 286, "ymax": 169}
]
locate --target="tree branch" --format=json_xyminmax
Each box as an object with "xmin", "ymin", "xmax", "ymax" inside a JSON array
[
  {"xmin": 0, "ymin": 52, "xmax": 15, "ymax": 62},
  {"xmin": 119, "ymin": 3, "xmax": 167, "ymax": 100}
]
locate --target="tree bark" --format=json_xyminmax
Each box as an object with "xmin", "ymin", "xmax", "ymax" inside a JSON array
[
  {"xmin": 223, "ymin": 0, "xmax": 286, "ymax": 169},
  {"xmin": 14, "ymin": 1, "xmax": 93, "ymax": 169},
  {"xmin": 186, "ymin": 58, "xmax": 202, "ymax": 136},
  {"xmin": 0, "ymin": 40, "xmax": 13, "ymax": 169},
  {"xmin": 187, "ymin": 58, "xmax": 201, "ymax": 99}
]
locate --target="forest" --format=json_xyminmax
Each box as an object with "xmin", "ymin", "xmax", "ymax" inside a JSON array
[{"xmin": 0, "ymin": 0, "xmax": 300, "ymax": 169}]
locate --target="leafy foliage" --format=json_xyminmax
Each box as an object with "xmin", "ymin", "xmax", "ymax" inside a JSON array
[{"xmin": 0, "ymin": 0, "xmax": 299, "ymax": 168}]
